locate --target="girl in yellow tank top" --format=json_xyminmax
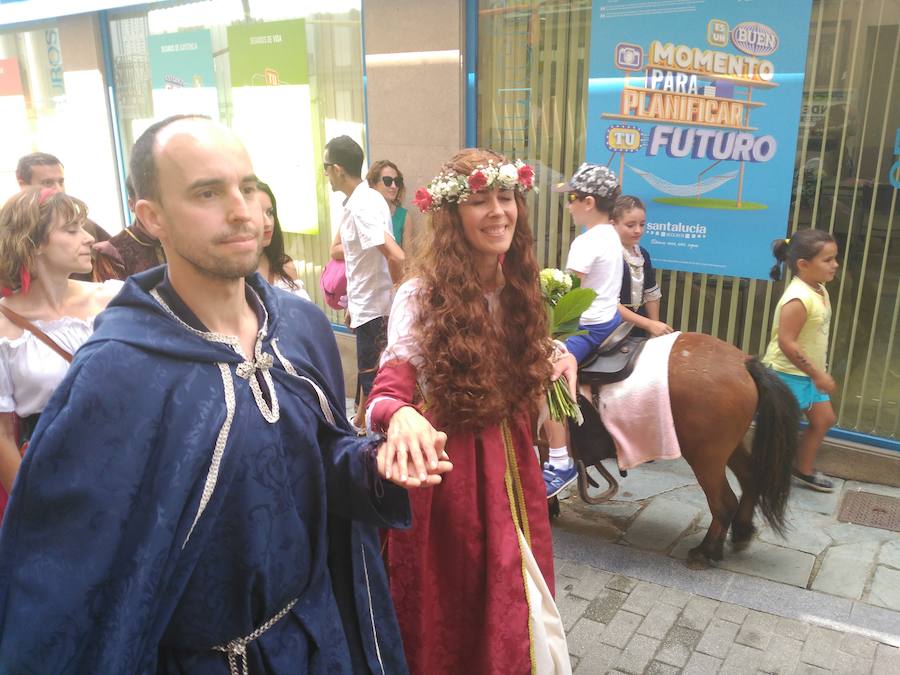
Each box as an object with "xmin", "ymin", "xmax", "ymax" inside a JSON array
[{"xmin": 762, "ymin": 229, "xmax": 839, "ymax": 493}]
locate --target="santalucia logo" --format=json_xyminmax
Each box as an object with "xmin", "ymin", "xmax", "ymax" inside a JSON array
[{"xmin": 731, "ymin": 22, "xmax": 779, "ymax": 57}]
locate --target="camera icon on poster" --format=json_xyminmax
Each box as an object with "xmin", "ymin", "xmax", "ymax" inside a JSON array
[{"xmin": 615, "ymin": 43, "xmax": 643, "ymax": 71}]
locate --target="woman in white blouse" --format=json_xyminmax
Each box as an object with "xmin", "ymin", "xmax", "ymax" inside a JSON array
[{"xmin": 0, "ymin": 188, "xmax": 122, "ymax": 495}]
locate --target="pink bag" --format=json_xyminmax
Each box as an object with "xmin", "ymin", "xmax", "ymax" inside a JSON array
[{"xmin": 320, "ymin": 259, "xmax": 348, "ymax": 310}]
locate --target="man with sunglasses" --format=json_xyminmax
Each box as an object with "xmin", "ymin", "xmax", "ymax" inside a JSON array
[{"xmin": 325, "ymin": 136, "xmax": 404, "ymax": 432}]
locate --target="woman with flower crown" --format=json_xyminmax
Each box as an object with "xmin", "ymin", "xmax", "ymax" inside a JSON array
[{"xmin": 367, "ymin": 148, "xmax": 576, "ymax": 674}]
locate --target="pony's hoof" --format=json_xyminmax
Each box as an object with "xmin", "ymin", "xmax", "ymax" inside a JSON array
[
  {"xmin": 731, "ymin": 524, "xmax": 757, "ymax": 549},
  {"xmin": 686, "ymin": 548, "xmax": 710, "ymax": 570},
  {"xmin": 548, "ymin": 497, "xmax": 561, "ymax": 518}
]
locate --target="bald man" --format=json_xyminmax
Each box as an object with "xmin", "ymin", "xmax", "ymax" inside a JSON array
[{"xmin": 0, "ymin": 115, "xmax": 447, "ymax": 673}]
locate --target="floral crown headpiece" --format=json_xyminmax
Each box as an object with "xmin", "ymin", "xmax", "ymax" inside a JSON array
[{"xmin": 413, "ymin": 159, "xmax": 535, "ymax": 213}]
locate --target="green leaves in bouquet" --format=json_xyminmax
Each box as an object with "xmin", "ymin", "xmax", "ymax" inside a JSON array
[{"xmin": 551, "ymin": 287, "xmax": 597, "ymax": 338}]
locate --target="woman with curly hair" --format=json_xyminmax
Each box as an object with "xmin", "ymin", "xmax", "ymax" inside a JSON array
[
  {"xmin": 367, "ymin": 148, "xmax": 576, "ymax": 674},
  {"xmin": 0, "ymin": 188, "xmax": 122, "ymax": 507}
]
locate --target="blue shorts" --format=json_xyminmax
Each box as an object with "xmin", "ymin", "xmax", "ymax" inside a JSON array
[
  {"xmin": 564, "ymin": 314, "xmax": 622, "ymax": 364},
  {"xmin": 773, "ymin": 370, "xmax": 830, "ymax": 411}
]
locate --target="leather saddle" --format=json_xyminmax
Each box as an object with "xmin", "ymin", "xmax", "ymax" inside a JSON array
[
  {"xmin": 569, "ymin": 321, "xmax": 647, "ymax": 480},
  {"xmin": 578, "ymin": 321, "xmax": 647, "ymax": 385}
]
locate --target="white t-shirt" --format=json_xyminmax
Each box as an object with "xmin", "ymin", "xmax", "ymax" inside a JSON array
[
  {"xmin": 565, "ymin": 223, "xmax": 624, "ymax": 325},
  {"xmin": 340, "ymin": 181, "xmax": 395, "ymax": 329}
]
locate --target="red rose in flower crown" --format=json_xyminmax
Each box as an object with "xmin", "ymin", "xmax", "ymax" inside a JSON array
[
  {"xmin": 467, "ymin": 170, "xmax": 488, "ymax": 192},
  {"xmin": 413, "ymin": 188, "xmax": 433, "ymax": 213},
  {"xmin": 517, "ymin": 164, "xmax": 534, "ymax": 189}
]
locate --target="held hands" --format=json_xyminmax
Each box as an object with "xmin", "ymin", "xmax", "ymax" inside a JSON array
[
  {"xmin": 646, "ymin": 320, "xmax": 674, "ymax": 337},
  {"xmin": 376, "ymin": 406, "xmax": 453, "ymax": 488}
]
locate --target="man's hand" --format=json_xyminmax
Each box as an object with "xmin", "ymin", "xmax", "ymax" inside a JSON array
[
  {"xmin": 377, "ymin": 406, "xmax": 452, "ymax": 486},
  {"xmin": 377, "ymin": 446, "xmax": 453, "ymax": 488},
  {"xmin": 551, "ymin": 351, "xmax": 578, "ymax": 400}
]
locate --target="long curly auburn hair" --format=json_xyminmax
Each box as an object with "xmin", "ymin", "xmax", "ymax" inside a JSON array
[{"xmin": 410, "ymin": 148, "xmax": 552, "ymax": 432}]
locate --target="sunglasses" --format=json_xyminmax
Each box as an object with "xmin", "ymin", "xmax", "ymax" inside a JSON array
[
  {"xmin": 323, "ymin": 162, "xmax": 335, "ymax": 171},
  {"xmin": 381, "ymin": 175, "xmax": 403, "ymax": 188},
  {"xmin": 567, "ymin": 193, "xmax": 583, "ymax": 203}
]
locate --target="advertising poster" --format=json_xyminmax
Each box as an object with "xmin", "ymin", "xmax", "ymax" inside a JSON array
[
  {"xmin": 586, "ymin": 0, "xmax": 813, "ymax": 279},
  {"xmin": 227, "ymin": 19, "xmax": 317, "ymax": 235},
  {"xmin": 148, "ymin": 30, "xmax": 218, "ymax": 120},
  {"xmin": 0, "ymin": 57, "xmax": 30, "ymax": 187},
  {"xmin": 0, "ymin": 58, "xmax": 23, "ymax": 96}
]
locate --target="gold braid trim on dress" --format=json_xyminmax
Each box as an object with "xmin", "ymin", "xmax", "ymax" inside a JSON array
[{"xmin": 501, "ymin": 420, "xmax": 537, "ymax": 674}]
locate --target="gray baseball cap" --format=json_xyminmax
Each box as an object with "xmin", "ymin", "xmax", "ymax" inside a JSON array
[{"xmin": 553, "ymin": 163, "xmax": 619, "ymax": 198}]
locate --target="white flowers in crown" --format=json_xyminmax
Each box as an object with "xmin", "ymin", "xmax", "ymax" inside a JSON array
[{"xmin": 413, "ymin": 159, "xmax": 535, "ymax": 213}]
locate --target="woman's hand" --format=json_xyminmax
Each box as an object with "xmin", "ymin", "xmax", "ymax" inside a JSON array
[
  {"xmin": 551, "ymin": 351, "xmax": 578, "ymax": 400},
  {"xmin": 377, "ymin": 447, "xmax": 453, "ymax": 488},
  {"xmin": 645, "ymin": 320, "xmax": 674, "ymax": 337},
  {"xmin": 377, "ymin": 406, "xmax": 452, "ymax": 486}
]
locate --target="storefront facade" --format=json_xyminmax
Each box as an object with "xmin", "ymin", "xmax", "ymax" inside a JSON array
[
  {"xmin": 475, "ymin": 0, "xmax": 899, "ymax": 454},
  {"xmin": 1, "ymin": 0, "xmax": 896, "ymax": 453}
]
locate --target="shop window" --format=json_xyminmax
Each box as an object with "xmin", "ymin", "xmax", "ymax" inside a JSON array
[
  {"xmin": 0, "ymin": 18, "xmax": 122, "ymax": 233},
  {"xmin": 107, "ymin": 0, "xmax": 366, "ymax": 318},
  {"xmin": 477, "ymin": 0, "xmax": 899, "ymax": 443}
]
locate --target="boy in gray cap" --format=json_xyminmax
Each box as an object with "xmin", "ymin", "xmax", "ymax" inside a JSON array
[{"xmin": 543, "ymin": 163, "xmax": 624, "ymax": 498}]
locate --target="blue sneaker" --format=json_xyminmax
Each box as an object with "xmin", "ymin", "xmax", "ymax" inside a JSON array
[{"xmin": 543, "ymin": 462, "xmax": 578, "ymax": 499}]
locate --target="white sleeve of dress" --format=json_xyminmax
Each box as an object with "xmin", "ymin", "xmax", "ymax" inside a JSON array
[
  {"xmin": 289, "ymin": 261, "xmax": 312, "ymax": 302},
  {"xmin": 379, "ymin": 278, "xmax": 423, "ymax": 367},
  {"xmin": 0, "ymin": 350, "xmax": 16, "ymax": 413},
  {"xmin": 366, "ymin": 278, "xmax": 423, "ymax": 432}
]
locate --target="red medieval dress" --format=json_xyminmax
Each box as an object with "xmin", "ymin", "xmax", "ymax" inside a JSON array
[{"xmin": 368, "ymin": 280, "xmax": 570, "ymax": 675}]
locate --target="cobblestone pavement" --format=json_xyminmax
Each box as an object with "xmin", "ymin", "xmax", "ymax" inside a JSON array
[
  {"xmin": 555, "ymin": 558, "xmax": 900, "ymax": 674},
  {"xmin": 555, "ymin": 458, "xmax": 900, "ymax": 611}
]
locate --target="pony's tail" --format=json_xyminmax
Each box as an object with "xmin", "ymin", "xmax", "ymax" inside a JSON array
[{"xmin": 745, "ymin": 358, "xmax": 800, "ymax": 535}]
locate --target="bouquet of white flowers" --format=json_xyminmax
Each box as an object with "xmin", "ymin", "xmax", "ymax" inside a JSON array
[{"xmin": 540, "ymin": 268, "xmax": 597, "ymax": 424}]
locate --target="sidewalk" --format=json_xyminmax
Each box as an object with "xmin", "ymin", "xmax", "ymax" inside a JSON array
[
  {"xmin": 553, "ymin": 556, "xmax": 900, "ymax": 674},
  {"xmin": 554, "ymin": 457, "xmax": 900, "ymax": 606},
  {"xmin": 552, "ymin": 457, "xmax": 900, "ymax": 673}
]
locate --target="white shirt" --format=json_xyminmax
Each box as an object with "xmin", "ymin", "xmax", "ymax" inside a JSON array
[
  {"xmin": 0, "ymin": 280, "xmax": 123, "ymax": 416},
  {"xmin": 271, "ymin": 261, "xmax": 312, "ymax": 302},
  {"xmin": 565, "ymin": 223, "xmax": 624, "ymax": 325},
  {"xmin": 340, "ymin": 181, "xmax": 395, "ymax": 329}
]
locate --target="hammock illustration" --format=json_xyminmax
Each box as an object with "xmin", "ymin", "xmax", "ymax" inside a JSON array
[{"xmin": 629, "ymin": 166, "xmax": 738, "ymax": 197}]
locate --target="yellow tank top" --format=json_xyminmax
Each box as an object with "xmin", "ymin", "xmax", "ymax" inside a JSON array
[{"xmin": 762, "ymin": 277, "xmax": 831, "ymax": 375}]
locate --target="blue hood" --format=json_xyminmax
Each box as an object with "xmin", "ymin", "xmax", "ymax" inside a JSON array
[{"xmin": 88, "ymin": 265, "xmax": 283, "ymax": 366}]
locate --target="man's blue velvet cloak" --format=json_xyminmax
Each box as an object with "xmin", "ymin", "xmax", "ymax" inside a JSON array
[{"xmin": 0, "ymin": 268, "xmax": 410, "ymax": 674}]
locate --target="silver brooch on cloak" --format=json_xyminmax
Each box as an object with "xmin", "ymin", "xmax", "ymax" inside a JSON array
[{"xmin": 235, "ymin": 352, "xmax": 274, "ymax": 380}]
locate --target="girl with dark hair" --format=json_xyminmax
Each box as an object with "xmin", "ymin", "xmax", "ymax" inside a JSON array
[
  {"xmin": 0, "ymin": 188, "xmax": 122, "ymax": 503},
  {"xmin": 255, "ymin": 182, "xmax": 310, "ymax": 301},
  {"xmin": 366, "ymin": 149, "xmax": 575, "ymax": 674},
  {"xmin": 367, "ymin": 159, "xmax": 413, "ymax": 250},
  {"xmin": 611, "ymin": 195, "xmax": 673, "ymax": 338},
  {"xmin": 762, "ymin": 228, "xmax": 839, "ymax": 492}
]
